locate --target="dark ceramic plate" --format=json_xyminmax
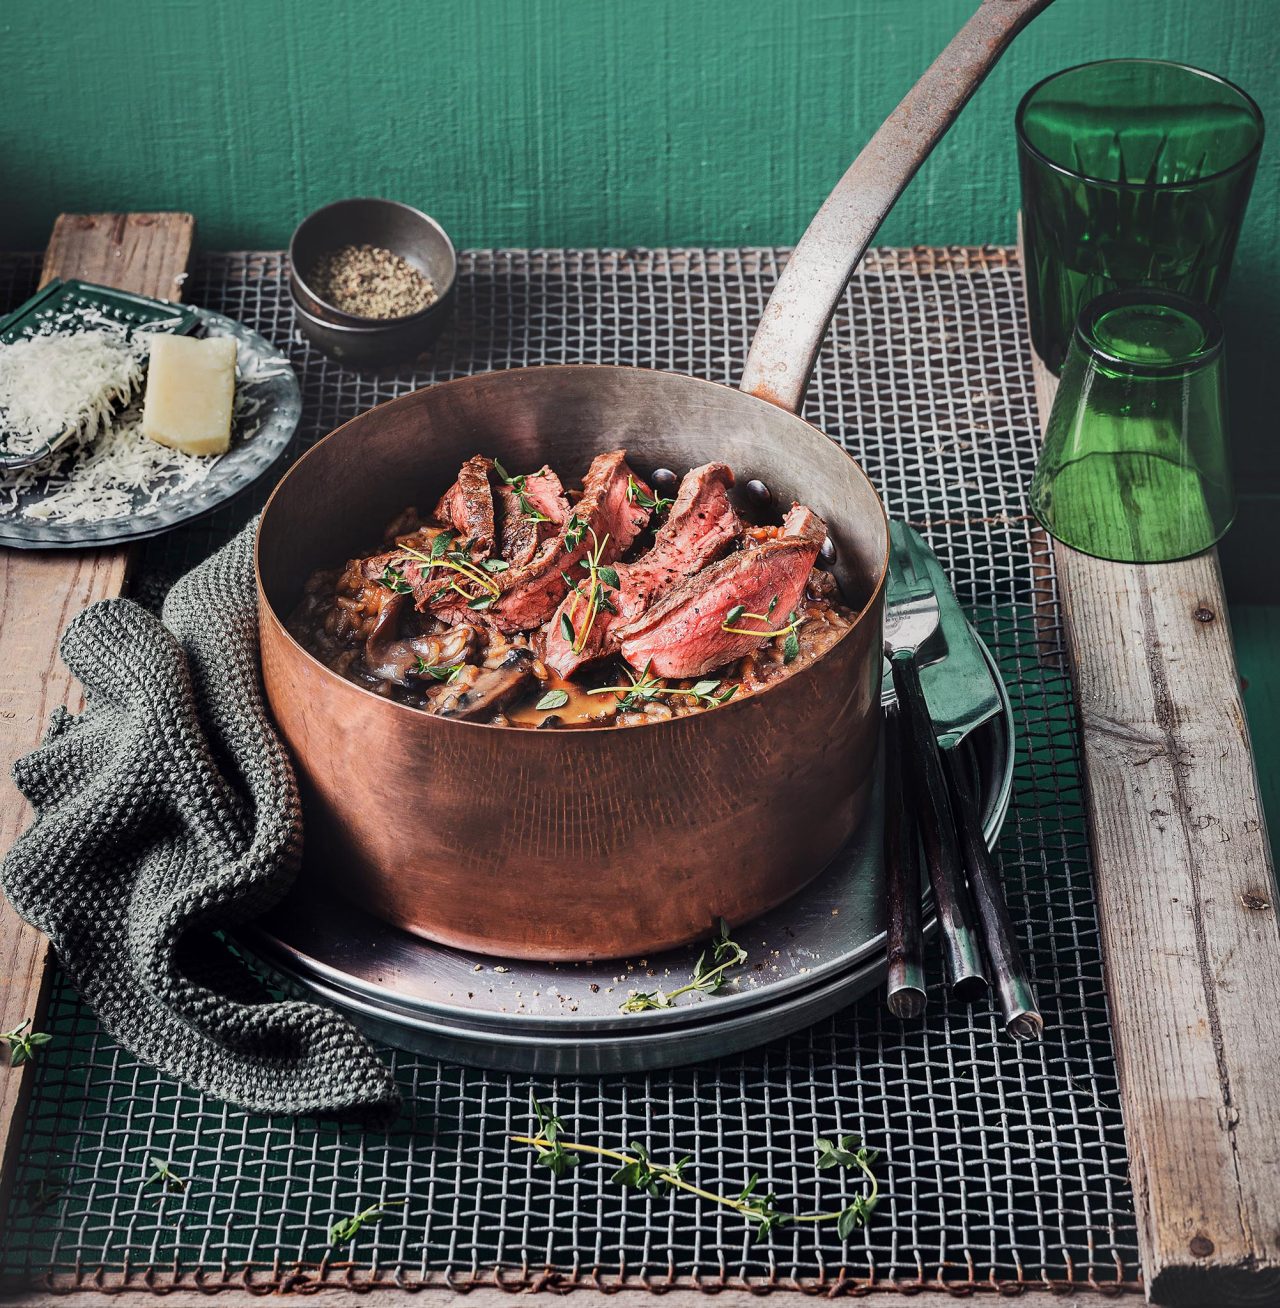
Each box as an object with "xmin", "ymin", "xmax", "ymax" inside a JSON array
[
  {"xmin": 0, "ymin": 307, "xmax": 300, "ymax": 549},
  {"xmin": 248, "ymin": 633, "xmax": 1013, "ymax": 1071}
]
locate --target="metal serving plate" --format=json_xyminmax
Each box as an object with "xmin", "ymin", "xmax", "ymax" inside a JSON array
[
  {"xmin": 249, "ymin": 631, "xmax": 1013, "ymax": 1067},
  {"xmin": 0, "ymin": 306, "xmax": 300, "ymax": 549}
]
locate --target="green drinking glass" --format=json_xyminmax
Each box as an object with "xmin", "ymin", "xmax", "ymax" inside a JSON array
[
  {"xmin": 1030, "ymin": 289, "xmax": 1232, "ymax": 564},
  {"xmin": 1017, "ymin": 59, "xmax": 1263, "ymax": 372}
]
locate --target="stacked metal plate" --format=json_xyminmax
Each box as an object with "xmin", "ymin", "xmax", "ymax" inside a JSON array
[{"xmin": 250, "ymin": 559, "xmax": 1014, "ymax": 1074}]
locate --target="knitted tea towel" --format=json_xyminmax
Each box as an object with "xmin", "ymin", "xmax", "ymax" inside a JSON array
[{"xmin": 1, "ymin": 522, "xmax": 400, "ymax": 1121}]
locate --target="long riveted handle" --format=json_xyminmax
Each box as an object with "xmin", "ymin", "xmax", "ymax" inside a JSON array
[{"xmin": 740, "ymin": 0, "xmax": 1055, "ymax": 413}]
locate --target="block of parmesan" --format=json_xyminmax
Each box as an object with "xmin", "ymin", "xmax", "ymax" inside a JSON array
[{"xmin": 141, "ymin": 334, "xmax": 237, "ymax": 456}]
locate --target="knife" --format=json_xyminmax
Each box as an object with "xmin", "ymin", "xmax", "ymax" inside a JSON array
[{"xmin": 908, "ymin": 526, "xmax": 1044, "ymax": 1039}]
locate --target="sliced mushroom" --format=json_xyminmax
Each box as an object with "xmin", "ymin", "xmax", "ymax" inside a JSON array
[
  {"xmin": 430, "ymin": 647, "xmax": 537, "ymax": 720},
  {"xmin": 366, "ymin": 622, "xmax": 476, "ymax": 687}
]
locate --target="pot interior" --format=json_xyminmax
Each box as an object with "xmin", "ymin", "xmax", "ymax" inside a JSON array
[{"xmin": 258, "ymin": 365, "xmax": 888, "ymax": 631}]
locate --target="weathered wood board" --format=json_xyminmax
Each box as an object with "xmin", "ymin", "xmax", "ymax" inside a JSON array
[
  {"xmin": 0, "ymin": 212, "xmax": 194, "ymax": 1214},
  {"xmin": 1029, "ymin": 357, "xmax": 1280, "ymax": 1307}
]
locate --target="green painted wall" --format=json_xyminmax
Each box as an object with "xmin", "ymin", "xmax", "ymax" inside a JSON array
[{"xmin": 3, "ymin": 0, "xmax": 1277, "ymax": 487}]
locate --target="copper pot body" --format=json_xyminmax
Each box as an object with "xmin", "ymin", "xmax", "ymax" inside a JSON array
[
  {"xmin": 256, "ymin": 2, "xmax": 1052, "ymax": 959},
  {"xmin": 257, "ymin": 367, "xmax": 887, "ymax": 960}
]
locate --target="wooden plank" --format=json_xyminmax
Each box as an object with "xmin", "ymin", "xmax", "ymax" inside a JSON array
[
  {"xmin": 1029, "ymin": 356, "xmax": 1280, "ymax": 1306},
  {"xmin": 0, "ymin": 213, "xmax": 193, "ymax": 1216}
]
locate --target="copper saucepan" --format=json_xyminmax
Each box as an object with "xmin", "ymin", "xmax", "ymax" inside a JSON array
[{"xmin": 257, "ymin": 0, "xmax": 1052, "ymax": 961}]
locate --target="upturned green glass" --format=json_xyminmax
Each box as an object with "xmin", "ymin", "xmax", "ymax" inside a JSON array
[
  {"xmin": 1030, "ymin": 290, "xmax": 1232, "ymax": 564},
  {"xmin": 1018, "ymin": 60, "xmax": 1263, "ymax": 372}
]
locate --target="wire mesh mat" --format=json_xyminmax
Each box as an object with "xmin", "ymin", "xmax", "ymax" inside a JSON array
[{"xmin": 0, "ymin": 248, "xmax": 1138, "ymax": 1297}]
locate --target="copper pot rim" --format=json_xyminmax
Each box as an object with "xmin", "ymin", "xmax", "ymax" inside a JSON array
[{"xmin": 254, "ymin": 362, "xmax": 891, "ymax": 738}]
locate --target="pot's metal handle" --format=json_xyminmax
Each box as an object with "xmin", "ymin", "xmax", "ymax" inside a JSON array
[{"xmin": 740, "ymin": 0, "xmax": 1055, "ymax": 413}]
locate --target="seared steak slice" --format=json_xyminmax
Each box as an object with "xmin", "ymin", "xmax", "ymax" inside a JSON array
[
  {"xmin": 541, "ymin": 462, "xmax": 740, "ymax": 677},
  {"xmin": 521, "ymin": 465, "xmax": 571, "ymax": 525},
  {"xmin": 496, "ymin": 466, "xmax": 570, "ymax": 568},
  {"xmin": 618, "ymin": 505, "xmax": 827, "ymax": 679},
  {"xmin": 434, "ymin": 455, "xmax": 496, "ymax": 551},
  {"xmin": 540, "ymin": 577, "xmax": 622, "ymax": 677},
  {"xmin": 441, "ymin": 450, "xmax": 650, "ymax": 633},
  {"xmin": 616, "ymin": 462, "xmax": 740, "ymax": 620}
]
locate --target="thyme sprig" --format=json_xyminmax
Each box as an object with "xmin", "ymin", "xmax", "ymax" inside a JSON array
[
  {"xmin": 619, "ymin": 918, "xmax": 747, "ymax": 1012},
  {"xmin": 414, "ymin": 657, "xmax": 464, "ymax": 682},
  {"xmin": 377, "ymin": 564, "xmax": 412, "ymax": 594},
  {"xmin": 721, "ymin": 595, "xmax": 805, "ymax": 663},
  {"xmin": 144, "ymin": 1157, "xmax": 185, "ymax": 1192},
  {"xmin": 400, "ymin": 533, "xmax": 502, "ymax": 606},
  {"xmin": 513, "ymin": 1099, "xmax": 881, "ymax": 1243},
  {"xmin": 2, "ymin": 1019, "xmax": 52, "ymax": 1067},
  {"xmin": 494, "ymin": 458, "xmax": 551, "ymax": 524},
  {"xmin": 627, "ymin": 475, "xmax": 673, "ymax": 515},
  {"xmin": 562, "ymin": 512, "xmax": 588, "ymax": 552},
  {"xmin": 529, "ymin": 1097, "xmax": 580, "ymax": 1177},
  {"xmin": 587, "ymin": 661, "xmax": 738, "ymax": 713},
  {"xmin": 328, "ymin": 1197, "xmax": 404, "ymax": 1246},
  {"xmin": 561, "ymin": 528, "xmax": 615, "ymax": 653}
]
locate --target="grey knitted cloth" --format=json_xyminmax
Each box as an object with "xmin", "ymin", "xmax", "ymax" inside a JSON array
[{"xmin": 2, "ymin": 523, "xmax": 400, "ymax": 1121}]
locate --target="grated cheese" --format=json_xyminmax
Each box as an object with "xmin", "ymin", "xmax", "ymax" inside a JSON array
[
  {"xmin": 0, "ymin": 328, "xmax": 147, "ymax": 457},
  {"xmin": 3, "ymin": 398, "xmax": 218, "ymax": 524}
]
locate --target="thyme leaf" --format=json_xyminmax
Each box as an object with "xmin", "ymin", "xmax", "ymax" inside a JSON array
[
  {"xmin": 536, "ymin": 689, "xmax": 570, "ymax": 711},
  {"xmin": 328, "ymin": 1198, "xmax": 404, "ymax": 1246},
  {"xmin": 1, "ymin": 1019, "xmax": 52, "ymax": 1067},
  {"xmin": 626, "ymin": 475, "xmax": 673, "ymax": 514},
  {"xmin": 414, "ymin": 658, "xmax": 463, "ymax": 682},
  {"xmin": 720, "ymin": 596, "xmax": 806, "ymax": 643},
  {"xmin": 530, "ymin": 1096, "xmax": 581, "ymax": 1177},
  {"xmin": 563, "ymin": 514, "xmax": 587, "ymax": 551},
  {"xmin": 378, "ymin": 564, "xmax": 412, "ymax": 594},
  {"xmin": 144, "ymin": 1156, "xmax": 185, "ymax": 1193}
]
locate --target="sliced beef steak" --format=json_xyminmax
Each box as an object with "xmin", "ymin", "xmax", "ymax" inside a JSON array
[
  {"xmin": 434, "ymin": 455, "xmax": 496, "ymax": 551},
  {"xmin": 540, "ymin": 577, "xmax": 622, "ymax": 677},
  {"xmin": 496, "ymin": 466, "xmax": 571, "ymax": 568},
  {"xmin": 541, "ymin": 461, "xmax": 740, "ymax": 677},
  {"xmin": 616, "ymin": 462, "xmax": 740, "ymax": 620},
  {"xmin": 442, "ymin": 450, "xmax": 649, "ymax": 633},
  {"xmin": 618, "ymin": 505, "xmax": 826, "ymax": 679}
]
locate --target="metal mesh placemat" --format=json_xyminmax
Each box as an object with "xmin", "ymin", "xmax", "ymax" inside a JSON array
[{"xmin": 0, "ymin": 247, "xmax": 1139, "ymax": 1297}]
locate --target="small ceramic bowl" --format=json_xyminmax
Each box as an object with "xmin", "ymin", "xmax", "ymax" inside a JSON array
[{"xmin": 288, "ymin": 198, "xmax": 457, "ymax": 367}]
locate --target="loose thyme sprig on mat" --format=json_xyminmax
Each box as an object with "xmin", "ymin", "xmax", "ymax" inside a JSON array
[
  {"xmin": 512, "ymin": 1097, "xmax": 880, "ymax": 1242},
  {"xmin": 144, "ymin": 1156, "xmax": 185, "ymax": 1192},
  {"xmin": 619, "ymin": 918, "xmax": 746, "ymax": 1013},
  {"xmin": 328, "ymin": 1198, "xmax": 404, "ymax": 1246}
]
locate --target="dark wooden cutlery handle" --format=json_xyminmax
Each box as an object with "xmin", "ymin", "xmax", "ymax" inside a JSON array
[
  {"xmin": 889, "ymin": 651, "xmax": 988, "ymax": 1001},
  {"xmin": 945, "ymin": 748, "xmax": 1044, "ymax": 1039},
  {"xmin": 883, "ymin": 703, "xmax": 926, "ymax": 1018}
]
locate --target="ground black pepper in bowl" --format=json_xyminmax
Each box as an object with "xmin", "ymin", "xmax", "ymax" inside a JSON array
[{"xmin": 308, "ymin": 244, "xmax": 438, "ymax": 320}]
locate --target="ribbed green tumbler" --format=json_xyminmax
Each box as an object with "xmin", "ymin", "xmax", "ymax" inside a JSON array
[
  {"xmin": 1018, "ymin": 60, "xmax": 1263, "ymax": 372},
  {"xmin": 1030, "ymin": 290, "xmax": 1233, "ymax": 564}
]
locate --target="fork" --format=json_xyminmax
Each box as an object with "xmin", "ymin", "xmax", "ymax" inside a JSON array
[{"xmin": 884, "ymin": 520, "xmax": 988, "ymax": 1002}]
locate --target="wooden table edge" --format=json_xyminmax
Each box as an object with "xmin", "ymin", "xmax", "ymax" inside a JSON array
[
  {"xmin": 0, "ymin": 213, "xmax": 194, "ymax": 1222},
  {"xmin": 1019, "ymin": 228, "xmax": 1280, "ymax": 1307}
]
